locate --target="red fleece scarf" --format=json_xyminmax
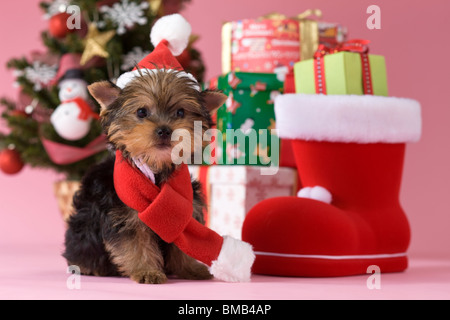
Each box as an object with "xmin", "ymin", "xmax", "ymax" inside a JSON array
[
  {"xmin": 113, "ymin": 150, "xmax": 224, "ymax": 266},
  {"xmin": 65, "ymin": 97, "xmax": 100, "ymax": 121}
]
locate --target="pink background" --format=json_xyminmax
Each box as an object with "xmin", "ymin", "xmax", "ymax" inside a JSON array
[{"xmin": 1, "ymin": 0, "xmax": 449, "ymax": 262}]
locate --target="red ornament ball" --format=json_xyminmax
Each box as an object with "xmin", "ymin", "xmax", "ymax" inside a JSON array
[
  {"xmin": 9, "ymin": 110, "xmax": 29, "ymax": 118},
  {"xmin": 0, "ymin": 149, "xmax": 25, "ymax": 175},
  {"xmin": 49, "ymin": 13, "xmax": 72, "ymax": 38}
]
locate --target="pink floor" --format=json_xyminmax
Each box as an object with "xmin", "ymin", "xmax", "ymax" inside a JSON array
[{"xmin": 1, "ymin": 242, "xmax": 449, "ymax": 300}]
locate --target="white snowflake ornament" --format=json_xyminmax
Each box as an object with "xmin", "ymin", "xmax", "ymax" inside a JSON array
[
  {"xmin": 121, "ymin": 47, "xmax": 150, "ymax": 71},
  {"xmin": 100, "ymin": 0, "xmax": 149, "ymax": 35},
  {"xmin": 24, "ymin": 61, "xmax": 58, "ymax": 91},
  {"xmin": 42, "ymin": 0, "xmax": 71, "ymax": 20}
]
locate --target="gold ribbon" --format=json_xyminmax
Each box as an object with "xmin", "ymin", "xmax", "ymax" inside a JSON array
[
  {"xmin": 295, "ymin": 9, "xmax": 322, "ymax": 60},
  {"xmin": 297, "ymin": 9, "xmax": 322, "ymax": 20},
  {"xmin": 256, "ymin": 9, "xmax": 323, "ymax": 60},
  {"xmin": 259, "ymin": 12, "xmax": 289, "ymax": 20},
  {"xmin": 221, "ymin": 22, "xmax": 233, "ymax": 74}
]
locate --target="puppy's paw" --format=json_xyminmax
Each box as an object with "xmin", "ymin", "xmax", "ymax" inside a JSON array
[
  {"xmin": 131, "ymin": 270, "xmax": 168, "ymax": 284},
  {"xmin": 179, "ymin": 262, "xmax": 213, "ymax": 280}
]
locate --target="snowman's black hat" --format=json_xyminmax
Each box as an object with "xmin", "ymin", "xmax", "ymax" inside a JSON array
[{"xmin": 59, "ymin": 69, "xmax": 85, "ymax": 83}]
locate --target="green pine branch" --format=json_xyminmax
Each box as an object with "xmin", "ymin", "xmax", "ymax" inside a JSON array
[
  {"xmin": 0, "ymin": 0, "xmax": 205, "ymax": 180},
  {"xmin": 0, "ymin": 98, "xmax": 17, "ymax": 111}
]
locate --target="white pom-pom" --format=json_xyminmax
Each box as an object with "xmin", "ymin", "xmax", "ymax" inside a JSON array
[
  {"xmin": 297, "ymin": 186, "xmax": 333, "ymax": 204},
  {"xmin": 150, "ymin": 14, "xmax": 191, "ymax": 56},
  {"xmin": 210, "ymin": 236, "xmax": 255, "ymax": 282},
  {"xmin": 297, "ymin": 187, "xmax": 312, "ymax": 198},
  {"xmin": 310, "ymin": 186, "xmax": 333, "ymax": 204}
]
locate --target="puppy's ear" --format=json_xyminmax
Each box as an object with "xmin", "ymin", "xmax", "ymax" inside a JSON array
[
  {"xmin": 88, "ymin": 81, "xmax": 121, "ymax": 112},
  {"xmin": 201, "ymin": 90, "xmax": 228, "ymax": 114}
]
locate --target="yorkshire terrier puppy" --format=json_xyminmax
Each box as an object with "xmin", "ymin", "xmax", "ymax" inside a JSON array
[{"xmin": 63, "ymin": 69, "xmax": 227, "ymax": 284}]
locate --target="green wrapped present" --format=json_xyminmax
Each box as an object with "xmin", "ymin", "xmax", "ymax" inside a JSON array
[
  {"xmin": 214, "ymin": 72, "xmax": 283, "ymax": 166},
  {"xmin": 294, "ymin": 50, "xmax": 388, "ymax": 96}
]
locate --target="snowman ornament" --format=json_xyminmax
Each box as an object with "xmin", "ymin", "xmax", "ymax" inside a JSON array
[{"xmin": 50, "ymin": 70, "xmax": 99, "ymax": 141}]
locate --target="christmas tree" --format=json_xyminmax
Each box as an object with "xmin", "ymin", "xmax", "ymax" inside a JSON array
[{"xmin": 0, "ymin": 0, "xmax": 205, "ymax": 180}]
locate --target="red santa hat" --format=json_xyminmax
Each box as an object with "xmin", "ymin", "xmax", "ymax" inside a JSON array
[{"xmin": 115, "ymin": 14, "xmax": 199, "ymax": 90}]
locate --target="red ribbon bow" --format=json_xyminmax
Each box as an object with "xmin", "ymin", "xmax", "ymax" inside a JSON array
[
  {"xmin": 313, "ymin": 44, "xmax": 335, "ymax": 59},
  {"xmin": 335, "ymin": 39, "xmax": 370, "ymax": 54},
  {"xmin": 313, "ymin": 39, "xmax": 373, "ymax": 95}
]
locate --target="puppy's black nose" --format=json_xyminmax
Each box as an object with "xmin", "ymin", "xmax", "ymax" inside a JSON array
[{"xmin": 156, "ymin": 126, "xmax": 172, "ymax": 139}]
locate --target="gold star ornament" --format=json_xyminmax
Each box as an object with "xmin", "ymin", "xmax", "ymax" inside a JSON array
[
  {"xmin": 148, "ymin": 0, "xmax": 163, "ymax": 15},
  {"xmin": 80, "ymin": 23, "xmax": 116, "ymax": 66}
]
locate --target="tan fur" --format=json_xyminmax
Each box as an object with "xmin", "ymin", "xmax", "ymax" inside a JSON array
[
  {"xmin": 104, "ymin": 206, "xmax": 210, "ymax": 284},
  {"xmin": 104, "ymin": 207, "xmax": 166, "ymax": 283},
  {"xmin": 164, "ymin": 245, "xmax": 212, "ymax": 280},
  {"xmin": 85, "ymin": 69, "xmax": 227, "ymax": 284},
  {"xmin": 95, "ymin": 71, "xmax": 213, "ymax": 175}
]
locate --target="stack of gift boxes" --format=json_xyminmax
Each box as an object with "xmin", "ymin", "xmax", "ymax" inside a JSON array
[{"xmin": 191, "ymin": 10, "xmax": 354, "ymax": 239}]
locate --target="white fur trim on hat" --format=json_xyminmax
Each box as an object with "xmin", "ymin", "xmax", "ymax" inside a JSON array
[
  {"xmin": 209, "ymin": 236, "xmax": 255, "ymax": 282},
  {"xmin": 115, "ymin": 68, "xmax": 200, "ymax": 91},
  {"xmin": 275, "ymin": 94, "xmax": 422, "ymax": 143},
  {"xmin": 150, "ymin": 14, "xmax": 191, "ymax": 57}
]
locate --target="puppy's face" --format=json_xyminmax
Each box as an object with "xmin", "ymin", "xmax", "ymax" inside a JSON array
[{"xmin": 88, "ymin": 69, "xmax": 227, "ymax": 174}]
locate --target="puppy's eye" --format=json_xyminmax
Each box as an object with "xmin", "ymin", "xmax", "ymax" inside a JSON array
[
  {"xmin": 137, "ymin": 108, "xmax": 148, "ymax": 119},
  {"xmin": 176, "ymin": 108, "xmax": 185, "ymax": 118}
]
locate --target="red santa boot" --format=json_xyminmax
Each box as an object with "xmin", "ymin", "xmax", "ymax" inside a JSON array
[{"xmin": 242, "ymin": 94, "xmax": 422, "ymax": 277}]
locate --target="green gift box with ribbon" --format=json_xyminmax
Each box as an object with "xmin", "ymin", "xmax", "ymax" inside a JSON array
[
  {"xmin": 214, "ymin": 72, "xmax": 284, "ymax": 166},
  {"xmin": 294, "ymin": 40, "xmax": 388, "ymax": 96}
]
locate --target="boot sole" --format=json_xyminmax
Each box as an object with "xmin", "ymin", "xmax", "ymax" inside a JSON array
[{"xmin": 252, "ymin": 251, "xmax": 408, "ymax": 277}]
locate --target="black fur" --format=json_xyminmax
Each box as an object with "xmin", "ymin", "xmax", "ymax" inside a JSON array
[
  {"xmin": 63, "ymin": 155, "xmax": 121, "ymax": 276},
  {"xmin": 63, "ymin": 72, "xmax": 225, "ymax": 281},
  {"xmin": 62, "ymin": 154, "xmax": 205, "ymax": 277}
]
